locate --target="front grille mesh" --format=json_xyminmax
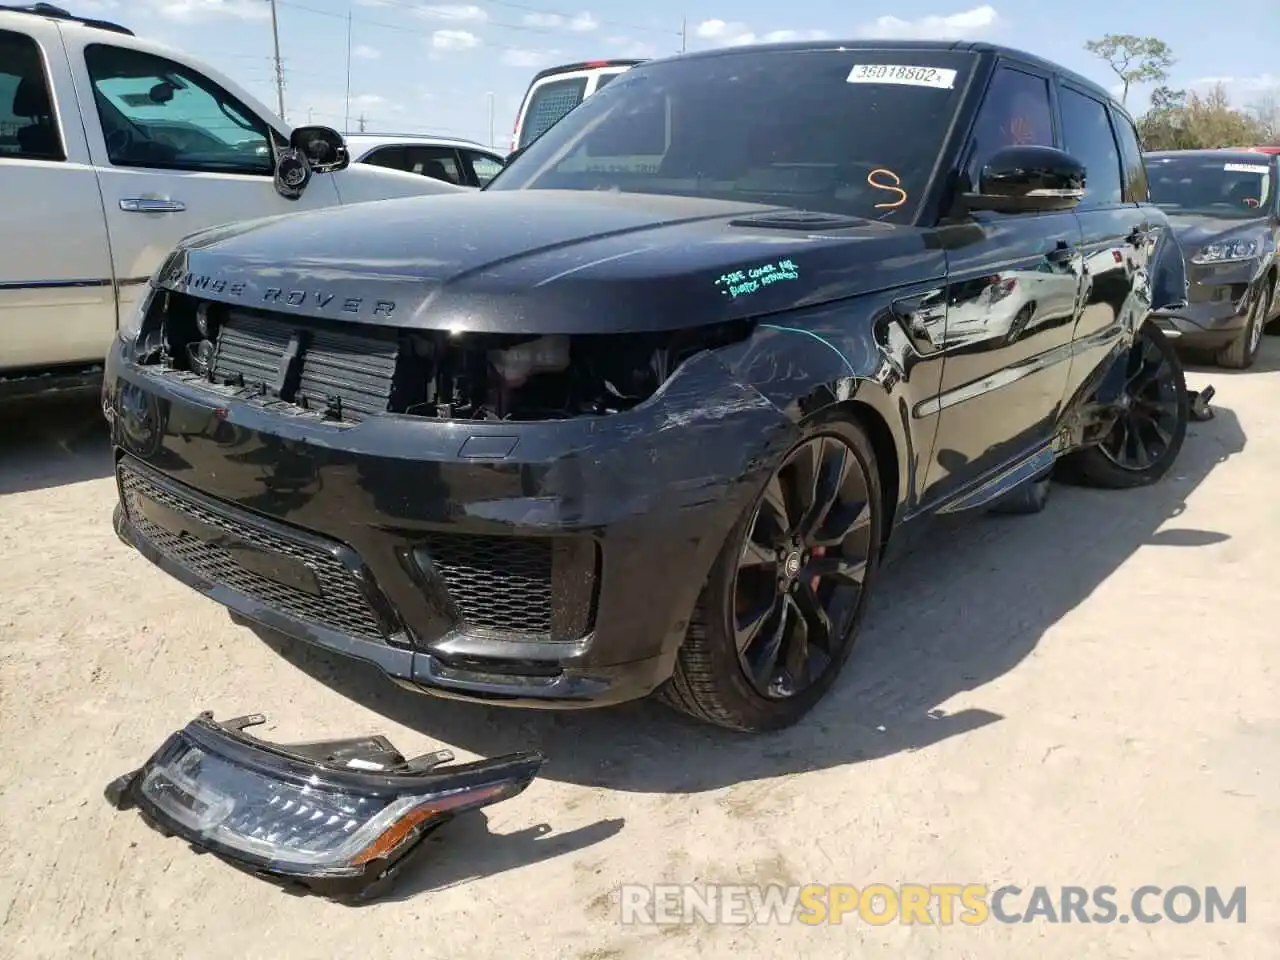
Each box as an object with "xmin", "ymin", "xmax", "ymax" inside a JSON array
[
  {"xmin": 416, "ymin": 533, "xmax": 554, "ymax": 635},
  {"xmin": 118, "ymin": 462, "xmax": 389, "ymax": 643}
]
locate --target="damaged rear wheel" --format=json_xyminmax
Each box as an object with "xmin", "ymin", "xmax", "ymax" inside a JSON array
[
  {"xmin": 1058, "ymin": 322, "xmax": 1189, "ymax": 490},
  {"xmin": 662, "ymin": 413, "xmax": 882, "ymax": 732}
]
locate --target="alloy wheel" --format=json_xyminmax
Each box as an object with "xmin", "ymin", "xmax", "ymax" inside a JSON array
[
  {"xmin": 731, "ymin": 434, "xmax": 875, "ymax": 699},
  {"xmin": 1098, "ymin": 330, "xmax": 1183, "ymax": 472},
  {"xmin": 1248, "ymin": 292, "xmax": 1267, "ymax": 354}
]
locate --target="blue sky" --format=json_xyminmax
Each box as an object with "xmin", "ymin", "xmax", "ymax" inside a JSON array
[{"xmin": 79, "ymin": 0, "xmax": 1278, "ymax": 147}]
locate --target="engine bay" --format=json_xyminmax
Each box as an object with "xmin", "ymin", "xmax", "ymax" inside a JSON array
[{"xmin": 138, "ymin": 290, "xmax": 753, "ymax": 423}]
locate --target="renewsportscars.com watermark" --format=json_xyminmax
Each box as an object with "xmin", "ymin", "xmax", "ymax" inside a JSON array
[{"xmin": 620, "ymin": 884, "xmax": 1247, "ymax": 926}]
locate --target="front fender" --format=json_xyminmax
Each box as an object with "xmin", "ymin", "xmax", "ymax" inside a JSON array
[
  {"xmin": 1148, "ymin": 222, "xmax": 1190, "ymax": 316},
  {"xmin": 710, "ymin": 291, "xmax": 940, "ymax": 526}
]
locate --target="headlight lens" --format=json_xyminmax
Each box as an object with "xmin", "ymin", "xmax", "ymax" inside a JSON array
[
  {"xmin": 107, "ymin": 712, "xmax": 544, "ymax": 895},
  {"xmin": 119, "ymin": 285, "xmax": 154, "ymax": 342},
  {"xmin": 1191, "ymin": 239, "xmax": 1259, "ymax": 264}
]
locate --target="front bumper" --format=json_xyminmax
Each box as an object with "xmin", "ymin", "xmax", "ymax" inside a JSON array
[
  {"xmin": 1160, "ymin": 263, "xmax": 1262, "ymax": 350},
  {"xmin": 104, "ymin": 336, "xmax": 792, "ymax": 708}
]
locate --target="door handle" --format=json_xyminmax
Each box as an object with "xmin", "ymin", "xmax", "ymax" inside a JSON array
[{"xmin": 119, "ymin": 198, "xmax": 186, "ymax": 213}]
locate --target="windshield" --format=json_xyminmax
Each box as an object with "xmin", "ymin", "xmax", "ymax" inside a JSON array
[
  {"xmin": 1146, "ymin": 155, "xmax": 1274, "ymax": 218},
  {"xmin": 491, "ymin": 49, "xmax": 976, "ymax": 222}
]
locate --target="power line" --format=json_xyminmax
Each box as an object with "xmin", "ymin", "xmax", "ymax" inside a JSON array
[
  {"xmin": 467, "ymin": 0, "xmax": 680, "ymax": 37},
  {"xmin": 275, "ymin": 0, "xmax": 681, "ymax": 49}
]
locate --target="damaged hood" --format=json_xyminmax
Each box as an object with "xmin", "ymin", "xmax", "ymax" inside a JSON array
[
  {"xmin": 1165, "ymin": 213, "xmax": 1271, "ymax": 254},
  {"xmin": 155, "ymin": 190, "xmax": 944, "ymax": 334}
]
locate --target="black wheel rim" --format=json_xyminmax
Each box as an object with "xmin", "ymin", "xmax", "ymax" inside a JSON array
[
  {"xmin": 1248, "ymin": 292, "xmax": 1267, "ymax": 354},
  {"xmin": 1098, "ymin": 330, "xmax": 1181, "ymax": 472},
  {"xmin": 731, "ymin": 434, "xmax": 875, "ymax": 700}
]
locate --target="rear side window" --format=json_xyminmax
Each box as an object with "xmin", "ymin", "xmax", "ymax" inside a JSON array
[
  {"xmin": 404, "ymin": 146, "xmax": 462, "ymax": 183},
  {"xmin": 594, "ymin": 71, "xmax": 620, "ymax": 91},
  {"xmin": 1109, "ymin": 109, "xmax": 1149, "ymax": 203},
  {"xmin": 1058, "ymin": 86, "xmax": 1124, "ymax": 207},
  {"xmin": 467, "ymin": 151, "xmax": 504, "ymax": 186},
  {"xmin": 518, "ymin": 76, "xmax": 587, "ymax": 148},
  {"xmin": 0, "ymin": 29, "xmax": 65, "ymax": 162},
  {"xmin": 363, "ymin": 145, "xmax": 407, "ymax": 169}
]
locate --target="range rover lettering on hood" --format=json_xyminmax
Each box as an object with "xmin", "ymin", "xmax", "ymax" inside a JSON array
[
  {"xmin": 161, "ymin": 268, "xmax": 397, "ymax": 319},
  {"xmin": 153, "ymin": 191, "xmax": 945, "ymax": 336}
]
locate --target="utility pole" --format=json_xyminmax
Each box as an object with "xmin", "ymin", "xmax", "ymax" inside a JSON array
[
  {"xmin": 358, "ymin": 112, "xmax": 367, "ymax": 133},
  {"xmin": 268, "ymin": 0, "xmax": 286, "ymax": 121},
  {"xmin": 680, "ymin": 16, "xmax": 686, "ymax": 53},
  {"xmin": 486, "ymin": 91, "xmax": 495, "ymax": 148},
  {"xmin": 344, "ymin": 7, "xmax": 353, "ymax": 133}
]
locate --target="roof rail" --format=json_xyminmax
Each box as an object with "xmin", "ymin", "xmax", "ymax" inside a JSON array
[{"xmin": 0, "ymin": 2, "xmax": 134, "ymax": 35}]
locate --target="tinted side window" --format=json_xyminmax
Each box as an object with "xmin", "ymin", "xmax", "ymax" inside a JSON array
[
  {"xmin": 1109, "ymin": 109, "xmax": 1149, "ymax": 203},
  {"xmin": 519, "ymin": 77, "xmax": 588, "ymax": 148},
  {"xmin": 404, "ymin": 146, "xmax": 462, "ymax": 184},
  {"xmin": 1058, "ymin": 87, "xmax": 1123, "ymax": 207},
  {"xmin": 0, "ymin": 30, "xmax": 64, "ymax": 162},
  {"xmin": 467, "ymin": 151, "xmax": 504, "ymax": 186},
  {"xmin": 966, "ymin": 67, "xmax": 1054, "ymax": 186},
  {"xmin": 84, "ymin": 44, "xmax": 272, "ymax": 175},
  {"xmin": 363, "ymin": 146, "xmax": 407, "ymax": 170}
]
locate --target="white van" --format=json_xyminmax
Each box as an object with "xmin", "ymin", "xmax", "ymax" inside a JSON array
[
  {"xmin": 509, "ymin": 59, "xmax": 644, "ymax": 153},
  {"xmin": 0, "ymin": 2, "xmax": 465, "ymax": 397}
]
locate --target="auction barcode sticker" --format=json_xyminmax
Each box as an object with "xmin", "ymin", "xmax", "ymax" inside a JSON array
[
  {"xmin": 1223, "ymin": 162, "xmax": 1270, "ymax": 174},
  {"xmin": 846, "ymin": 64, "xmax": 958, "ymax": 89}
]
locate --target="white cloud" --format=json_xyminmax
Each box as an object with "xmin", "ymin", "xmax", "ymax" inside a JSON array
[
  {"xmin": 419, "ymin": 3, "xmax": 488, "ymax": 22},
  {"xmin": 521, "ymin": 10, "xmax": 597, "ymax": 31},
  {"xmin": 501, "ymin": 48, "xmax": 555, "ymax": 68},
  {"xmin": 855, "ymin": 5, "xmax": 999, "ymax": 40},
  {"xmin": 352, "ymin": 44, "xmax": 381, "ymax": 60},
  {"xmin": 694, "ymin": 20, "xmax": 826, "ymax": 48},
  {"xmin": 154, "ymin": 0, "xmax": 269, "ymax": 22},
  {"xmin": 695, "ymin": 19, "xmax": 756, "ymax": 46},
  {"xmin": 604, "ymin": 35, "xmax": 658, "ymax": 59},
  {"xmin": 1191, "ymin": 74, "xmax": 1280, "ymax": 95},
  {"xmin": 431, "ymin": 28, "xmax": 481, "ymax": 51},
  {"xmin": 76, "ymin": 0, "xmax": 119, "ymax": 12}
]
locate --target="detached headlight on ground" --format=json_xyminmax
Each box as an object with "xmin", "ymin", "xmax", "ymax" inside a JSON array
[
  {"xmin": 1191, "ymin": 239, "xmax": 1259, "ymax": 264},
  {"xmin": 105, "ymin": 712, "xmax": 544, "ymax": 899}
]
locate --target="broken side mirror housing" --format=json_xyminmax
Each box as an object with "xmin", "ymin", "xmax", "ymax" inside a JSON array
[
  {"xmin": 962, "ymin": 145, "xmax": 1086, "ymax": 215},
  {"xmin": 289, "ymin": 124, "xmax": 350, "ymax": 173}
]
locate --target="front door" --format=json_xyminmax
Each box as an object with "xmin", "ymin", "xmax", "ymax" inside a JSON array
[
  {"xmin": 63, "ymin": 34, "xmax": 341, "ymax": 319},
  {"xmin": 0, "ymin": 25, "xmax": 115, "ymax": 369},
  {"xmin": 922, "ymin": 63, "xmax": 1084, "ymax": 506}
]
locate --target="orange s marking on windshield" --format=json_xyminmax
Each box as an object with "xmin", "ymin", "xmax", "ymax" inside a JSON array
[{"xmin": 867, "ymin": 168, "xmax": 908, "ymax": 209}]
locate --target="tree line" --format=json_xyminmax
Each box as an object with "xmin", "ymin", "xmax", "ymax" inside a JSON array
[{"xmin": 1085, "ymin": 34, "xmax": 1279, "ymax": 150}]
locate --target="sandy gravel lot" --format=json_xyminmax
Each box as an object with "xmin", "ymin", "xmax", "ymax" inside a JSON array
[{"xmin": 1, "ymin": 345, "xmax": 1277, "ymax": 959}]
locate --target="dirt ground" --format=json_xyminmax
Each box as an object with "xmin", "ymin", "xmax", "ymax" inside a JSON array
[{"xmin": 1, "ymin": 344, "xmax": 1276, "ymax": 959}]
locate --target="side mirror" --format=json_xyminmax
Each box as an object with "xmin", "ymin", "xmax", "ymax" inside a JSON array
[
  {"xmin": 289, "ymin": 125, "xmax": 349, "ymax": 173},
  {"xmin": 961, "ymin": 145, "xmax": 1085, "ymax": 214}
]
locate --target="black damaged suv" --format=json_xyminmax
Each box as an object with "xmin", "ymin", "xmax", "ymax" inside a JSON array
[{"xmin": 105, "ymin": 40, "xmax": 1192, "ymax": 732}]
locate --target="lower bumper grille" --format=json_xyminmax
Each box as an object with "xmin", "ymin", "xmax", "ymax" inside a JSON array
[
  {"xmin": 117, "ymin": 460, "xmax": 391, "ymax": 644},
  {"xmin": 413, "ymin": 533, "xmax": 598, "ymax": 641}
]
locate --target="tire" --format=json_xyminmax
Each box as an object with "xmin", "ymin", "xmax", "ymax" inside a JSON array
[
  {"xmin": 988, "ymin": 469, "xmax": 1051, "ymax": 515},
  {"xmin": 1059, "ymin": 322, "xmax": 1189, "ymax": 490},
  {"xmin": 660, "ymin": 411, "xmax": 884, "ymax": 733},
  {"xmin": 1216, "ymin": 283, "xmax": 1270, "ymax": 368}
]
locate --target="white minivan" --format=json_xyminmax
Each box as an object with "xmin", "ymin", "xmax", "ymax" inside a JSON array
[
  {"xmin": 509, "ymin": 59, "xmax": 644, "ymax": 153},
  {"xmin": 0, "ymin": 2, "xmax": 465, "ymax": 396}
]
